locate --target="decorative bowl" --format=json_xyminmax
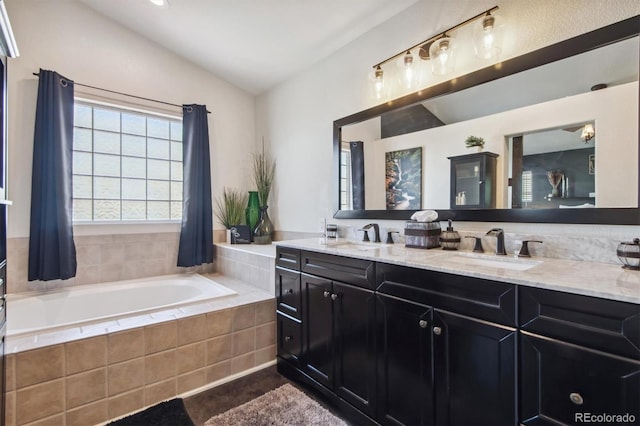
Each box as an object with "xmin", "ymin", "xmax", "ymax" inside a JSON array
[{"xmin": 617, "ymin": 238, "xmax": 640, "ymax": 270}]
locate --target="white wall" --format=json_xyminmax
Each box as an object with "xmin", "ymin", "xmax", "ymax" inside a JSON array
[
  {"xmin": 256, "ymin": 0, "xmax": 640, "ymax": 233},
  {"xmin": 5, "ymin": 0, "xmax": 256, "ymax": 238}
]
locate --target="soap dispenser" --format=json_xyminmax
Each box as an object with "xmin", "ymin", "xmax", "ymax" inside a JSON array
[{"xmin": 440, "ymin": 219, "xmax": 461, "ymax": 250}]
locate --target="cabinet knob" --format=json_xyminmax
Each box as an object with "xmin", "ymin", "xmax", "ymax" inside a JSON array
[
  {"xmin": 286, "ymin": 288, "xmax": 294, "ymax": 294},
  {"xmin": 284, "ymin": 335, "xmax": 292, "ymax": 342},
  {"xmin": 569, "ymin": 393, "xmax": 584, "ymax": 405},
  {"xmin": 323, "ymin": 291, "xmax": 330, "ymax": 298},
  {"xmin": 331, "ymin": 293, "xmax": 338, "ymax": 300},
  {"xmin": 419, "ymin": 320, "xmax": 428, "ymax": 328},
  {"xmin": 433, "ymin": 327, "xmax": 442, "ymax": 335}
]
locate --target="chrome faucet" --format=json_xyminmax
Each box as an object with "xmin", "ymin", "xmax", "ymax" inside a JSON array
[
  {"xmin": 362, "ymin": 223, "xmax": 381, "ymax": 243},
  {"xmin": 485, "ymin": 228, "xmax": 507, "ymax": 255}
]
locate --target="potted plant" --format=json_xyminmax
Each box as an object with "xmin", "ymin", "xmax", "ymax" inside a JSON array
[
  {"xmin": 251, "ymin": 148, "xmax": 276, "ymax": 244},
  {"xmin": 214, "ymin": 188, "xmax": 248, "ymax": 242},
  {"xmin": 465, "ymin": 135, "xmax": 485, "ymax": 151}
]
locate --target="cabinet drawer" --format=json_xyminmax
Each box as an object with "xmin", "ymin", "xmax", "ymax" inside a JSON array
[
  {"xmin": 276, "ymin": 267, "xmax": 302, "ymax": 319},
  {"xmin": 301, "ymin": 250, "xmax": 376, "ymax": 289},
  {"xmin": 277, "ymin": 312, "xmax": 303, "ymax": 365},
  {"xmin": 376, "ymin": 263, "xmax": 516, "ymax": 326},
  {"xmin": 521, "ymin": 332, "xmax": 640, "ymax": 425},
  {"xmin": 276, "ymin": 247, "xmax": 300, "ymax": 270},
  {"xmin": 520, "ymin": 287, "xmax": 640, "ymax": 359}
]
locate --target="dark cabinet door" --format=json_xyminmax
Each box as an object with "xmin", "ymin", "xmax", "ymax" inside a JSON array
[
  {"xmin": 521, "ymin": 332, "xmax": 640, "ymax": 426},
  {"xmin": 433, "ymin": 310, "xmax": 517, "ymax": 426},
  {"xmin": 301, "ymin": 273, "xmax": 333, "ymax": 388},
  {"xmin": 377, "ymin": 293, "xmax": 434, "ymax": 426},
  {"xmin": 333, "ymin": 281, "xmax": 377, "ymax": 418}
]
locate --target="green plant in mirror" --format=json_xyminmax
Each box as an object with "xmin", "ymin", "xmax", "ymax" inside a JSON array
[
  {"xmin": 214, "ymin": 187, "xmax": 248, "ymax": 229},
  {"xmin": 465, "ymin": 135, "xmax": 485, "ymax": 149}
]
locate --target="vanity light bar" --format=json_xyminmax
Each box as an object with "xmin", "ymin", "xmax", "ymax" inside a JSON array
[{"xmin": 371, "ymin": 5, "xmax": 499, "ymax": 70}]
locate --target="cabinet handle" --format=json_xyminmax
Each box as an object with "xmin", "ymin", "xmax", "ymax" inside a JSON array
[
  {"xmin": 569, "ymin": 393, "xmax": 584, "ymax": 405},
  {"xmin": 331, "ymin": 293, "xmax": 338, "ymax": 300},
  {"xmin": 419, "ymin": 320, "xmax": 428, "ymax": 328},
  {"xmin": 284, "ymin": 336, "xmax": 292, "ymax": 342},
  {"xmin": 286, "ymin": 288, "xmax": 294, "ymax": 294},
  {"xmin": 323, "ymin": 291, "xmax": 330, "ymax": 298},
  {"xmin": 433, "ymin": 327, "xmax": 442, "ymax": 335}
]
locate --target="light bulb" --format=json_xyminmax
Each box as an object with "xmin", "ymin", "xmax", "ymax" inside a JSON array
[
  {"xmin": 581, "ymin": 124, "xmax": 595, "ymax": 143},
  {"xmin": 369, "ymin": 65, "xmax": 385, "ymax": 100},
  {"xmin": 429, "ymin": 36, "xmax": 456, "ymax": 76},
  {"xmin": 473, "ymin": 13, "xmax": 504, "ymax": 60},
  {"xmin": 402, "ymin": 51, "xmax": 414, "ymax": 89}
]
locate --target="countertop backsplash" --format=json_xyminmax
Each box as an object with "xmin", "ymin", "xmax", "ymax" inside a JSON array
[{"xmin": 332, "ymin": 221, "xmax": 640, "ymax": 265}]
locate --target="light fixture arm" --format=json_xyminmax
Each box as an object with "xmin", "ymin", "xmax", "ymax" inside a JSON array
[{"xmin": 372, "ymin": 5, "xmax": 499, "ymax": 69}]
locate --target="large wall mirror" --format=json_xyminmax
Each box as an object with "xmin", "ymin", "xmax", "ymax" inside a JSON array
[{"xmin": 334, "ymin": 16, "xmax": 639, "ymax": 224}]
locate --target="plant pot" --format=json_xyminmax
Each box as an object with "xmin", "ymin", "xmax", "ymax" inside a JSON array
[{"xmin": 253, "ymin": 205, "xmax": 273, "ymax": 244}]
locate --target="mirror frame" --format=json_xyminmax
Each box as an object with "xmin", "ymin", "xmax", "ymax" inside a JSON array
[{"xmin": 333, "ymin": 16, "xmax": 640, "ymax": 225}]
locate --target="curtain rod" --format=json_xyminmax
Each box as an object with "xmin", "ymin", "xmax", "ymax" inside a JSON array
[{"xmin": 32, "ymin": 72, "xmax": 211, "ymax": 114}]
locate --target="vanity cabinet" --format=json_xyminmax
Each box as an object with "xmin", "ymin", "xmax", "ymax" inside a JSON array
[
  {"xmin": 276, "ymin": 245, "xmax": 639, "ymax": 426},
  {"xmin": 377, "ymin": 263, "xmax": 517, "ymax": 426},
  {"xmin": 448, "ymin": 152, "xmax": 498, "ymax": 209},
  {"xmin": 519, "ymin": 287, "xmax": 640, "ymax": 425},
  {"xmin": 275, "ymin": 248, "xmax": 377, "ymax": 420}
]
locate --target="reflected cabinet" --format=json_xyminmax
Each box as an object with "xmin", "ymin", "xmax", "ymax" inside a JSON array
[{"xmin": 448, "ymin": 152, "xmax": 498, "ymax": 209}]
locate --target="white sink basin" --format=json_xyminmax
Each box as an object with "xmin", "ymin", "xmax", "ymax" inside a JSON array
[{"xmin": 445, "ymin": 253, "xmax": 542, "ymax": 271}]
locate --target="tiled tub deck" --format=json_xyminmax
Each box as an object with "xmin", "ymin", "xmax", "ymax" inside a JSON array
[{"xmin": 4, "ymin": 244, "xmax": 277, "ymax": 426}]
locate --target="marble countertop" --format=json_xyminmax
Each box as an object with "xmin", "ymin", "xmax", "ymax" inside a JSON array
[{"xmin": 275, "ymin": 238, "xmax": 640, "ymax": 304}]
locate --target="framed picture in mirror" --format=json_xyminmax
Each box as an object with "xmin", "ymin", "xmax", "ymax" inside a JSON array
[{"xmin": 385, "ymin": 147, "xmax": 422, "ymax": 210}]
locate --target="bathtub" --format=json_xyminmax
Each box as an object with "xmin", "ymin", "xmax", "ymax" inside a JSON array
[{"xmin": 6, "ymin": 273, "xmax": 237, "ymax": 337}]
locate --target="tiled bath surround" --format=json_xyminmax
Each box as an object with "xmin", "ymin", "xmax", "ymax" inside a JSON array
[
  {"xmin": 4, "ymin": 239, "xmax": 278, "ymax": 426},
  {"xmin": 4, "ymin": 298, "xmax": 276, "ymax": 426},
  {"xmin": 213, "ymin": 244, "xmax": 276, "ymax": 294},
  {"xmin": 6, "ymin": 232, "xmax": 213, "ymax": 294}
]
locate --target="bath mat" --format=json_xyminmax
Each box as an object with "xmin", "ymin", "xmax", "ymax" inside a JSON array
[
  {"xmin": 107, "ymin": 398, "xmax": 194, "ymax": 426},
  {"xmin": 204, "ymin": 383, "xmax": 347, "ymax": 426}
]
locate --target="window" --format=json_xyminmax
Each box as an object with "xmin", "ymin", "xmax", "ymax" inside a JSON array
[
  {"xmin": 72, "ymin": 101, "xmax": 183, "ymax": 222},
  {"xmin": 522, "ymin": 170, "xmax": 533, "ymax": 205},
  {"xmin": 340, "ymin": 146, "xmax": 352, "ymax": 210}
]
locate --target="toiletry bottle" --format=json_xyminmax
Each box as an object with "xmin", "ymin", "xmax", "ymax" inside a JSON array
[
  {"xmin": 440, "ymin": 219, "xmax": 461, "ymax": 250},
  {"xmin": 460, "ymin": 192, "xmax": 466, "ymax": 205}
]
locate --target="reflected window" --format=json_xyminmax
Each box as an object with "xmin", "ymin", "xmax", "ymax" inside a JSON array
[
  {"xmin": 340, "ymin": 148, "xmax": 352, "ymax": 210},
  {"xmin": 522, "ymin": 170, "xmax": 533, "ymax": 206}
]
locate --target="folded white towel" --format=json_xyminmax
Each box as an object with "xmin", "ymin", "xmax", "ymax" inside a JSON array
[{"xmin": 410, "ymin": 210, "xmax": 438, "ymax": 222}]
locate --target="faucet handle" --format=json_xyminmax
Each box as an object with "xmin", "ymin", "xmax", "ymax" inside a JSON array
[
  {"xmin": 519, "ymin": 240, "xmax": 543, "ymax": 258},
  {"xmin": 386, "ymin": 231, "xmax": 399, "ymax": 244},
  {"xmin": 358, "ymin": 229, "xmax": 371, "ymax": 242},
  {"xmin": 465, "ymin": 236, "xmax": 484, "ymax": 253}
]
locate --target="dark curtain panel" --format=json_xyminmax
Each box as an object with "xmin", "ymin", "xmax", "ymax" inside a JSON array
[
  {"xmin": 177, "ymin": 104, "xmax": 213, "ymax": 267},
  {"xmin": 350, "ymin": 141, "xmax": 365, "ymax": 210},
  {"xmin": 28, "ymin": 69, "xmax": 77, "ymax": 281}
]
